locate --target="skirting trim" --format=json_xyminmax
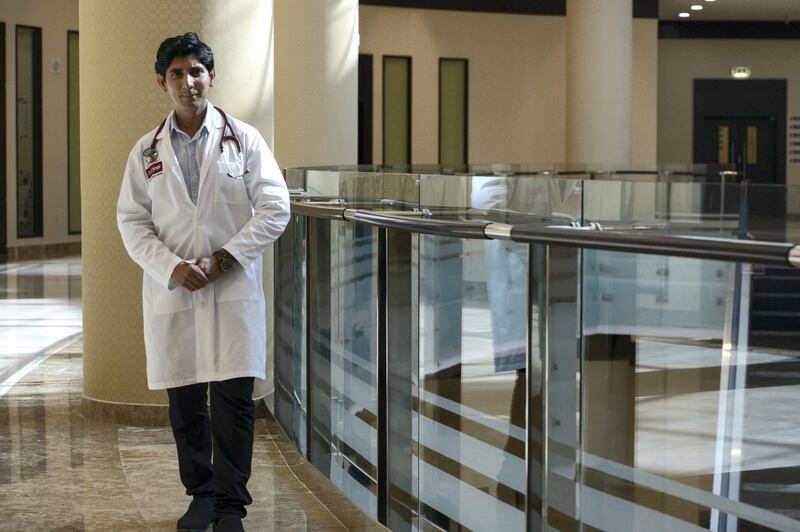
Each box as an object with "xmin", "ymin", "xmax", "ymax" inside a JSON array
[
  {"xmin": 4, "ymin": 242, "xmax": 82, "ymax": 260},
  {"xmin": 81, "ymin": 394, "xmax": 271, "ymax": 426}
]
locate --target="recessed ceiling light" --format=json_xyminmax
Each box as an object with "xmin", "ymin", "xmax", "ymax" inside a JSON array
[
  {"xmin": 679, "ymin": 12, "xmax": 691, "ymax": 17},
  {"xmin": 705, "ymin": 0, "xmax": 716, "ymax": 2},
  {"xmin": 691, "ymin": 4, "xmax": 703, "ymax": 10}
]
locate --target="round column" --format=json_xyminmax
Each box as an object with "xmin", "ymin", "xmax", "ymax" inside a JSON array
[
  {"xmin": 566, "ymin": 0, "xmax": 633, "ymax": 165},
  {"xmin": 274, "ymin": 0, "xmax": 358, "ymax": 168},
  {"xmin": 80, "ymin": 0, "xmax": 274, "ymax": 422}
]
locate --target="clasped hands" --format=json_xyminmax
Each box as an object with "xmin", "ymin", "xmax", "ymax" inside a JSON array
[{"xmin": 171, "ymin": 256, "xmax": 224, "ymax": 292}]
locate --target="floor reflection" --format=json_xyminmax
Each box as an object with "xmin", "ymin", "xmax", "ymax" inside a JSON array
[
  {"xmin": 0, "ymin": 258, "xmax": 82, "ymax": 388},
  {"xmin": 0, "ymin": 343, "xmax": 355, "ymax": 530},
  {"xmin": 0, "ymin": 256, "xmax": 375, "ymax": 531}
]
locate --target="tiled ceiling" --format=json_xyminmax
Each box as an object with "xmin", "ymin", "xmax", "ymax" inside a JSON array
[{"xmin": 660, "ymin": 0, "xmax": 800, "ymax": 21}]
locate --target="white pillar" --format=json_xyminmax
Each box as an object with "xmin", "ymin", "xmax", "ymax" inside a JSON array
[
  {"xmin": 566, "ymin": 0, "xmax": 633, "ymax": 165},
  {"xmin": 274, "ymin": 0, "xmax": 358, "ymax": 168}
]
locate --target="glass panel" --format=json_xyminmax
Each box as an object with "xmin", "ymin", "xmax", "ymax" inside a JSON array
[
  {"xmin": 578, "ymin": 252, "xmax": 800, "ymax": 531},
  {"xmin": 328, "ymin": 221, "xmax": 379, "ymax": 517},
  {"xmin": 308, "ymin": 217, "xmax": 333, "ymax": 476},
  {"xmin": 16, "ymin": 26, "xmax": 42, "ymax": 238},
  {"xmin": 416, "ymin": 233, "xmax": 530, "ymax": 530},
  {"xmin": 68, "ymin": 31, "xmax": 80, "ymax": 234},
  {"xmin": 278, "ymin": 171, "xmax": 800, "ymax": 532},
  {"xmin": 383, "ymin": 56, "xmax": 411, "ymax": 167},
  {"xmin": 304, "ymin": 169, "xmax": 341, "ymax": 197},
  {"xmin": 386, "ymin": 229, "xmax": 419, "ymax": 531},
  {"xmin": 439, "ymin": 59, "xmax": 467, "ymax": 168},
  {"xmin": 420, "ymin": 173, "xmax": 470, "ymax": 210},
  {"xmin": 284, "ymin": 167, "xmax": 307, "ymax": 192},
  {"xmin": 540, "ymin": 245, "xmax": 582, "ymax": 530},
  {"xmin": 582, "ymin": 180, "xmax": 791, "ymax": 243},
  {"xmin": 338, "ymin": 170, "xmax": 419, "ymax": 205},
  {"xmin": 274, "ymin": 214, "xmax": 307, "ymax": 452}
]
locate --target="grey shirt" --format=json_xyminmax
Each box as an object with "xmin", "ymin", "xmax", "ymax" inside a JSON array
[{"xmin": 169, "ymin": 112, "xmax": 211, "ymax": 205}]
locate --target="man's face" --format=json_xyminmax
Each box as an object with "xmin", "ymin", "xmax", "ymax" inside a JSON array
[{"xmin": 157, "ymin": 53, "xmax": 215, "ymax": 115}]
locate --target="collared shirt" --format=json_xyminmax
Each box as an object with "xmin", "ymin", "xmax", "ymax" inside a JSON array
[{"xmin": 169, "ymin": 108, "xmax": 214, "ymax": 205}]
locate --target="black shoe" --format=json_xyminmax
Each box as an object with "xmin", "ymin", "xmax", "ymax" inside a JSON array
[
  {"xmin": 177, "ymin": 497, "xmax": 214, "ymax": 531},
  {"xmin": 213, "ymin": 514, "xmax": 245, "ymax": 532}
]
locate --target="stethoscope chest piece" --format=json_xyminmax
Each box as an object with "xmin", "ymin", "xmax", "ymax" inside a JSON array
[{"xmin": 143, "ymin": 147, "xmax": 159, "ymax": 164}]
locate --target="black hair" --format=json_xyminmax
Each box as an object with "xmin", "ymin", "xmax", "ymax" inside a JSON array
[{"xmin": 154, "ymin": 32, "xmax": 214, "ymax": 77}]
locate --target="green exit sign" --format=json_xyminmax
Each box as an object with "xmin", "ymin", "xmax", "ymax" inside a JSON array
[{"xmin": 731, "ymin": 66, "xmax": 751, "ymax": 79}]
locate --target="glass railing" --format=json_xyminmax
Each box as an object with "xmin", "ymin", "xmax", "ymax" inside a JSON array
[{"xmin": 274, "ymin": 166, "xmax": 800, "ymax": 531}]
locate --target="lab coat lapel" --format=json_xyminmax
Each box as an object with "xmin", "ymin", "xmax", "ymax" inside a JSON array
[
  {"xmin": 154, "ymin": 115, "xmax": 190, "ymax": 205},
  {"xmin": 198, "ymin": 106, "xmax": 224, "ymax": 200},
  {"xmin": 157, "ymin": 130, "xmax": 180, "ymax": 181}
]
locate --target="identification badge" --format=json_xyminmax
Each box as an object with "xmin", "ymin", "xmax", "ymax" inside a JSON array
[{"xmin": 146, "ymin": 161, "xmax": 163, "ymax": 181}]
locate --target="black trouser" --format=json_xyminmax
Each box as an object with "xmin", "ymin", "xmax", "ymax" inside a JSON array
[{"xmin": 167, "ymin": 377, "xmax": 255, "ymax": 518}]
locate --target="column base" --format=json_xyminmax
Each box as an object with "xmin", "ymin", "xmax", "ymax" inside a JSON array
[
  {"xmin": 81, "ymin": 395, "xmax": 273, "ymax": 426},
  {"xmin": 81, "ymin": 395, "xmax": 170, "ymax": 426}
]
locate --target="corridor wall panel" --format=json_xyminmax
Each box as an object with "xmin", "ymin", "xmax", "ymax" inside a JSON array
[
  {"xmin": 360, "ymin": 6, "xmax": 567, "ymax": 164},
  {"xmin": 1, "ymin": 0, "xmax": 79, "ymax": 248},
  {"xmin": 360, "ymin": 6, "xmax": 657, "ymax": 166}
]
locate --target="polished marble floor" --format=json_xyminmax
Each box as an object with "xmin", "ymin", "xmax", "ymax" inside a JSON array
[
  {"xmin": 0, "ymin": 258, "xmax": 82, "ymax": 395},
  {"xmin": 0, "ymin": 257, "xmax": 385, "ymax": 531}
]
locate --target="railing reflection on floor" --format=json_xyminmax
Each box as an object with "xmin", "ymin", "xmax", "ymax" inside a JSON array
[{"xmin": 274, "ymin": 166, "xmax": 800, "ymax": 532}]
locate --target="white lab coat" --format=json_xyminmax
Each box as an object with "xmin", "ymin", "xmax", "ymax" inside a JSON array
[{"xmin": 117, "ymin": 106, "xmax": 290, "ymax": 390}]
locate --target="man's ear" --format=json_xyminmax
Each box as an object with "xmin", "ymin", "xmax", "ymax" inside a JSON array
[
  {"xmin": 209, "ymin": 68, "xmax": 215, "ymax": 87},
  {"xmin": 156, "ymin": 75, "xmax": 167, "ymax": 92}
]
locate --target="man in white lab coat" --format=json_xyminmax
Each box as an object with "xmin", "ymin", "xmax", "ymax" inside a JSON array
[{"xmin": 117, "ymin": 33, "xmax": 290, "ymax": 532}]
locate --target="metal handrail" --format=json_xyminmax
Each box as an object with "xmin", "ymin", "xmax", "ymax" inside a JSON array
[
  {"xmin": 346, "ymin": 209, "xmax": 491, "ymax": 240},
  {"xmin": 289, "ymin": 200, "xmax": 800, "ymax": 268},
  {"xmin": 285, "ymin": 164, "xmax": 733, "ymax": 179},
  {"xmin": 508, "ymin": 224, "xmax": 795, "ymax": 266}
]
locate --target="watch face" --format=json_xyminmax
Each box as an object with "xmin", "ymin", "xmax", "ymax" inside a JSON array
[{"xmin": 214, "ymin": 251, "xmax": 234, "ymax": 272}]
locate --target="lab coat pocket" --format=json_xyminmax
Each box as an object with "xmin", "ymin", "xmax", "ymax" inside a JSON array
[
  {"xmin": 215, "ymin": 262, "xmax": 262, "ymax": 303},
  {"xmin": 215, "ymin": 160, "xmax": 249, "ymax": 205},
  {"xmin": 153, "ymin": 284, "xmax": 193, "ymax": 315}
]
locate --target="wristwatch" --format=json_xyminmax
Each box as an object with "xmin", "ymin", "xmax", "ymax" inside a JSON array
[{"xmin": 213, "ymin": 249, "xmax": 238, "ymax": 272}]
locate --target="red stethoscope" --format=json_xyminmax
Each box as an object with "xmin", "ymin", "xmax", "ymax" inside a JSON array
[{"xmin": 143, "ymin": 106, "xmax": 248, "ymax": 178}]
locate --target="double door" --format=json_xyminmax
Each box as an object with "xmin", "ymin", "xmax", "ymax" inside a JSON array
[
  {"xmin": 700, "ymin": 116, "xmax": 782, "ymax": 225},
  {"xmin": 702, "ymin": 117, "xmax": 777, "ymax": 183},
  {"xmin": 694, "ymin": 79, "xmax": 786, "ymax": 234}
]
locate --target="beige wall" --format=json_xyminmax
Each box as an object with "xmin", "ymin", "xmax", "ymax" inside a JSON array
[
  {"xmin": 2, "ymin": 0, "xmax": 79, "ymax": 248},
  {"xmin": 360, "ymin": 6, "xmax": 567, "ymax": 165},
  {"xmin": 1, "ymin": 3, "xmax": 664, "ymax": 253},
  {"xmin": 360, "ymin": 6, "xmax": 658, "ymax": 166},
  {"xmin": 658, "ymin": 38, "xmax": 800, "ymax": 189}
]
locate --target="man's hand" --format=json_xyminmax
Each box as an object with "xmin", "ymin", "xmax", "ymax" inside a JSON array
[
  {"xmin": 171, "ymin": 261, "xmax": 210, "ymax": 291},
  {"xmin": 196, "ymin": 256, "xmax": 224, "ymax": 282}
]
